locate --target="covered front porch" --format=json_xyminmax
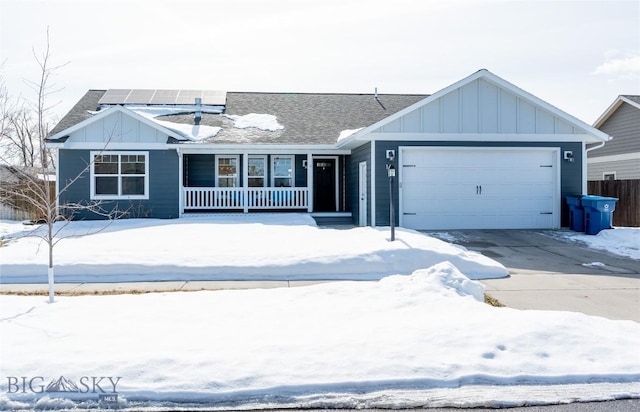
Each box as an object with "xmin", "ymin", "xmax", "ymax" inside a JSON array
[
  {"xmin": 184, "ymin": 186, "xmax": 310, "ymax": 211},
  {"xmin": 178, "ymin": 150, "xmax": 351, "ymax": 217}
]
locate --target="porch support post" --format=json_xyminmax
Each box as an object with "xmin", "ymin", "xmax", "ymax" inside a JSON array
[
  {"xmin": 307, "ymin": 152, "xmax": 313, "ymax": 212},
  {"xmin": 371, "ymin": 141, "xmax": 376, "ymax": 227},
  {"xmin": 243, "ymin": 152, "xmax": 249, "ymax": 213},
  {"xmin": 177, "ymin": 149, "xmax": 184, "ymax": 216}
]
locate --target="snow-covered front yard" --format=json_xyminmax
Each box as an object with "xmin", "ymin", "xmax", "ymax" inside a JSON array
[
  {"xmin": 0, "ymin": 216, "xmax": 639, "ymax": 409},
  {"xmin": 0, "ymin": 214, "xmax": 507, "ymax": 282}
]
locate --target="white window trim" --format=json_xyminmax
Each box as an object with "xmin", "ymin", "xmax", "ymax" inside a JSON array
[
  {"xmin": 248, "ymin": 155, "xmax": 267, "ymax": 187},
  {"xmin": 90, "ymin": 151, "xmax": 149, "ymax": 200},
  {"xmin": 603, "ymin": 171, "xmax": 617, "ymax": 181},
  {"xmin": 271, "ymin": 155, "xmax": 295, "ymax": 187},
  {"xmin": 215, "ymin": 155, "xmax": 240, "ymax": 187}
]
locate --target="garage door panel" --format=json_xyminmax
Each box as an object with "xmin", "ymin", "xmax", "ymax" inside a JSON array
[
  {"xmin": 400, "ymin": 148, "xmax": 558, "ymax": 230},
  {"xmin": 404, "ymin": 212, "xmax": 554, "ymax": 230}
]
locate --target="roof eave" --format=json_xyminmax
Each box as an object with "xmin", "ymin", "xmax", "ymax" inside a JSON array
[
  {"xmin": 594, "ymin": 95, "xmax": 640, "ymax": 129},
  {"xmin": 339, "ymin": 69, "xmax": 611, "ymax": 145},
  {"xmin": 46, "ymin": 105, "xmax": 185, "ymax": 144}
]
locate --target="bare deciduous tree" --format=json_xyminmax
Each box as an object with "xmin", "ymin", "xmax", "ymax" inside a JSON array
[
  {"xmin": 0, "ymin": 29, "xmax": 127, "ymax": 303},
  {"xmin": 1, "ymin": 164, "xmax": 127, "ymax": 303}
]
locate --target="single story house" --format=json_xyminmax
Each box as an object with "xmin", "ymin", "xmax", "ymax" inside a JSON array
[
  {"xmin": 588, "ymin": 95, "xmax": 640, "ymax": 181},
  {"xmin": 47, "ymin": 69, "xmax": 610, "ymax": 229}
]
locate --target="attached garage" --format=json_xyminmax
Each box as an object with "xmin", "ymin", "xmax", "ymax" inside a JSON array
[
  {"xmin": 337, "ymin": 69, "xmax": 612, "ymax": 229},
  {"xmin": 399, "ymin": 147, "xmax": 560, "ymax": 230}
]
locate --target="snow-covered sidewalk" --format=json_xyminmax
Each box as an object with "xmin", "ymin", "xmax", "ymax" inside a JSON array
[
  {"xmin": 1, "ymin": 262, "xmax": 638, "ymax": 410},
  {"xmin": 0, "ymin": 214, "xmax": 507, "ymax": 283}
]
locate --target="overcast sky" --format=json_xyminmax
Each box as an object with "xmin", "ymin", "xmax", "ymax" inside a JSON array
[{"xmin": 1, "ymin": 0, "xmax": 638, "ymax": 125}]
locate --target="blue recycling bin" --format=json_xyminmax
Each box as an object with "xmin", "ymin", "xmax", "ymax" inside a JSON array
[
  {"xmin": 581, "ymin": 195, "xmax": 618, "ymax": 235},
  {"xmin": 565, "ymin": 196, "xmax": 584, "ymax": 232}
]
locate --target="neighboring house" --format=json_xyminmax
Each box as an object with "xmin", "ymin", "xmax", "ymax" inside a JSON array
[
  {"xmin": 588, "ymin": 95, "xmax": 640, "ymax": 181},
  {"xmin": 0, "ymin": 165, "xmax": 55, "ymax": 220},
  {"xmin": 0, "ymin": 164, "xmax": 24, "ymax": 220},
  {"xmin": 46, "ymin": 69, "xmax": 609, "ymax": 230}
]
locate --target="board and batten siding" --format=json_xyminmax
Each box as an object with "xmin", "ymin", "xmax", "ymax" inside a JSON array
[
  {"xmin": 58, "ymin": 149, "xmax": 179, "ymax": 219},
  {"xmin": 372, "ymin": 141, "xmax": 582, "ymax": 227},
  {"xmin": 67, "ymin": 110, "xmax": 170, "ymax": 144},
  {"xmin": 374, "ymin": 78, "xmax": 580, "ymax": 135},
  {"xmin": 591, "ymin": 102, "xmax": 640, "ymax": 158},
  {"xmin": 346, "ymin": 142, "xmax": 371, "ymax": 225}
]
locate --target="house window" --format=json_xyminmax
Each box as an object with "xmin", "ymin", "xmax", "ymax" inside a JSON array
[
  {"xmin": 603, "ymin": 172, "xmax": 616, "ymax": 181},
  {"xmin": 91, "ymin": 151, "xmax": 148, "ymax": 199},
  {"xmin": 216, "ymin": 155, "xmax": 238, "ymax": 187},
  {"xmin": 272, "ymin": 156, "xmax": 294, "ymax": 187},
  {"xmin": 248, "ymin": 156, "xmax": 266, "ymax": 187}
]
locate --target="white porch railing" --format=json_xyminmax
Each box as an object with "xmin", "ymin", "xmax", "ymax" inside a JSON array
[{"xmin": 184, "ymin": 187, "xmax": 309, "ymax": 210}]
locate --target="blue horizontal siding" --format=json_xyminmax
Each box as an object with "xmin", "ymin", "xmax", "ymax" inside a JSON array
[
  {"xmin": 59, "ymin": 149, "xmax": 179, "ymax": 220},
  {"xmin": 346, "ymin": 142, "xmax": 371, "ymax": 225}
]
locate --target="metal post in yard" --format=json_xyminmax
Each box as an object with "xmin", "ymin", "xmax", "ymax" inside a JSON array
[{"xmin": 387, "ymin": 164, "xmax": 396, "ymax": 241}]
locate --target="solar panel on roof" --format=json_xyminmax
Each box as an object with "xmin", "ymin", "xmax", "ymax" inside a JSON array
[
  {"xmin": 99, "ymin": 89, "xmax": 227, "ymax": 105},
  {"xmin": 202, "ymin": 90, "xmax": 227, "ymax": 105},
  {"xmin": 125, "ymin": 89, "xmax": 156, "ymax": 104},
  {"xmin": 98, "ymin": 89, "xmax": 132, "ymax": 104},
  {"xmin": 149, "ymin": 89, "xmax": 179, "ymax": 104},
  {"xmin": 175, "ymin": 90, "xmax": 202, "ymax": 104}
]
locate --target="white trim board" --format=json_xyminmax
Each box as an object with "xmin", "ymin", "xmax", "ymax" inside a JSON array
[{"xmin": 367, "ymin": 133, "xmax": 597, "ymax": 143}]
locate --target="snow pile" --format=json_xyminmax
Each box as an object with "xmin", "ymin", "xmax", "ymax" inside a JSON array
[
  {"xmin": 0, "ymin": 215, "xmax": 507, "ymax": 283},
  {"xmin": 555, "ymin": 227, "xmax": 640, "ymax": 260},
  {"xmin": 224, "ymin": 113, "xmax": 284, "ymax": 131},
  {"xmin": 337, "ymin": 127, "xmax": 363, "ymax": 141},
  {"xmin": 1, "ymin": 262, "xmax": 638, "ymax": 409}
]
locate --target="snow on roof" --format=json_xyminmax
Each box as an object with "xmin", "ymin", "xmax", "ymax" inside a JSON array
[
  {"xmin": 338, "ymin": 128, "xmax": 364, "ymax": 142},
  {"xmin": 116, "ymin": 105, "xmax": 225, "ymax": 116},
  {"xmin": 153, "ymin": 119, "xmax": 222, "ymax": 141},
  {"xmin": 224, "ymin": 113, "xmax": 284, "ymax": 131},
  {"xmin": 85, "ymin": 106, "xmax": 284, "ymax": 141},
  {"xmin": 36, "ymin": 173, "xmax": 56, "ymax": 182},
  {"xmin": 106, "ymin": 106, "xmax": 222, "ymax": 141}
]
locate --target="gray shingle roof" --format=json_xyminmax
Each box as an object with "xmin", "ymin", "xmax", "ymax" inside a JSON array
[
  {"xmin": 49, "ymin": 90, "xmax": 106, "ymax": 137},
  {"xmin": 49, "ymin": 90, "xmax": 428, "ymax": 145},
  {"xmin": 622, "ymin": 95, "xmax": 640, "ymax": 105}
]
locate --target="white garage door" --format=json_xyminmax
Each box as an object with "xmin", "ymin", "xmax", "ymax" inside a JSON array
[{"xmin": 400, "ymin": 148, "xmax": 559, "ymax": 230}]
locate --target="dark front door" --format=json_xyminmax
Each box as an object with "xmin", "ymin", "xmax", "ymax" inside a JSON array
[{"xmin": 313, "ymin": 159, "xmax": 336, "ymax": 212}]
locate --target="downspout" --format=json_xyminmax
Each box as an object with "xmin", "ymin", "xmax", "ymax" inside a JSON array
[{"xmin": 583, "ymin": 141, "xmax": 606, "ymax": 195}]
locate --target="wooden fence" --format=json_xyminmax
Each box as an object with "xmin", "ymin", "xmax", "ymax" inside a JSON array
[
  {"xmin": 0, "ymin": 181, "xmax": 56, "ymax": 221},
  {"xmin": 587, "ymin": 179, "xmax": 639, "ymax": 227}
]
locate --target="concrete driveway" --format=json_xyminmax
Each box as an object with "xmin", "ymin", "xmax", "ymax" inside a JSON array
[{"xmin": 427, "ymin": 230, "xmax": 640, "ymax": 322}]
